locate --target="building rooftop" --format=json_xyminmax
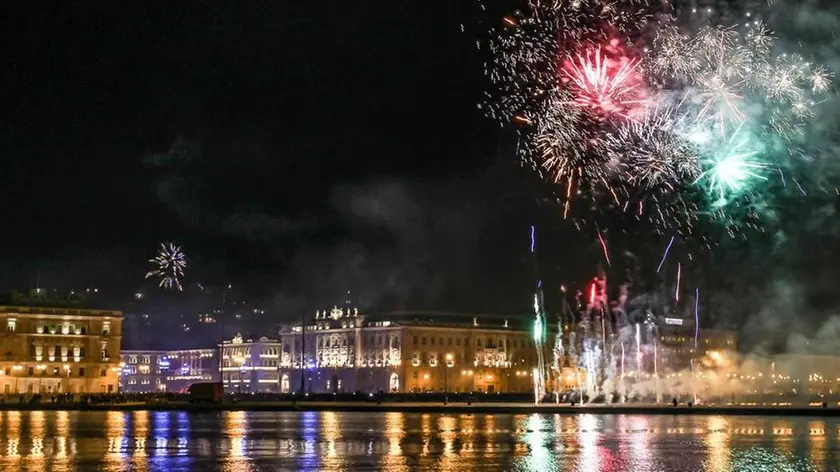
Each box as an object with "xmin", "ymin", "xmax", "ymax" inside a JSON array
[
  {"xmin": 370, "ymin": 311, "xmax": 531, "ymax": 331},
  {"xmin": 221, "ymin": 333, "xmax": 279, "ymax": 344},
  {"xmin": 0, "ymin": 305, "xmax": 122, "ymax": 317}
]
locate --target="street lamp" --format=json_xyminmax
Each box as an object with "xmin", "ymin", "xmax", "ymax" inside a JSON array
[{"xmin": 444, "ymin": 353, "xmax": 453, "ymax": 404}]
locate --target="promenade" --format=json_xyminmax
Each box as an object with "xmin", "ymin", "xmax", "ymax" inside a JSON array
[{"xmin": 0, "ymin": 400, "xmax": 836, "ymax": 416}]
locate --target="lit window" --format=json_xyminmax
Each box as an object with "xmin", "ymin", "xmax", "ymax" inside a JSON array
[{"xmin": 6, "ymin": 319, "xmax": 15, "ymax": 332}]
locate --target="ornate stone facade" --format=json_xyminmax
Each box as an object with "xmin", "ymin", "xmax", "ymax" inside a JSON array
[
  {"xmin": 0, "ymin": 306, "xmax": 122, "ymax": 394},
  {"xmin": 277, "ymin": 309, "xmax": 546, "ymax": 394}
]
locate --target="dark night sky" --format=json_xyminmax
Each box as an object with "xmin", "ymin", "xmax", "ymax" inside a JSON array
[
  {"xmin": 0, "ymin": 2, "xmax": 549, "ymax": 314},
  {"xmin": 3, "ymin": 1, "xmax": 840, "ymax": 345}
]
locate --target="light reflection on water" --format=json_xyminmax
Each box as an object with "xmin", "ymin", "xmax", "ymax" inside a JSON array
[{"xmin": 0, "ymin": 411, "xmax": 832, "ymax": 471}]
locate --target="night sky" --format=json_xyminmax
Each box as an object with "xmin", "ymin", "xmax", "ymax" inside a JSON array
[
  {"xmin": 0, "ymin": 2, "xmax": 545, "ymax": 315},
  {"xmin": 3, "ymin": 1, "xmax": 840, "ymax": 348}
]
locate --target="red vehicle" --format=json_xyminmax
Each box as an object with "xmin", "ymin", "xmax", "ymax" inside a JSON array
[{"xmin": 188, "ymin": 382, "xmax": 223, "ymax": 404}]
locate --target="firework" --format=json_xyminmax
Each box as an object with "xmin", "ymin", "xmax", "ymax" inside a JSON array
[
  {"xmin": 146, "ymin": 242, "xmax": 187, "ymax": 291},
  {"xmin": 694, "ymin": 126, "xmax": 767, "ymax": 206},
  {"xmin": 561, "ymin": 45, "xmax": 646, "ymax": 119},
  {"xmin": 483, "ymin": 1, "xmax": 828, "ymax": 233},
  {"xmin": 608, "ymin": 105, "xmax": 699, "ymax": 189}
]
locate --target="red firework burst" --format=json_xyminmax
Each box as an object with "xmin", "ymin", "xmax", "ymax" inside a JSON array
[{"xmin": 561, "ymin": 45, "xmax": 647, "ymax": 119}]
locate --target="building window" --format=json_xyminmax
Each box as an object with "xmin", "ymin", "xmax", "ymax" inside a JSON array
[
  {"xmin": 138, "ymin": 365, "xmax": 150, "ymax": 375},
  {"xmin": 102, "ymin": 322, "xmax": 110, "ymax": 335},
  {"xmin": 129, "ymin": 356, "xmax": 137, "ymax": 364},
  {"xmin": 79, "ymin": 368, "xmax": 85, "ymax": 377},
  {"xmin": 431, "ymin": 337, "xmax": 435, "ymax": 346},
  {"xmin": 413, "ymin": 336, "xmax": 418, "ymax": 345},
  {"xmin": 422, "ymin": 337, "xmax": 426, "ymax": 345},
  {"xmin": 100, "ymin": 369, "xmax": 106, "ymax": 377},
  {"xmin": 143, "ymin": 356, "xmax": 151, "ymax": 364},
  {"xmin": 6, "ymin": 319, "xmax": 15, "ymax": 332},
  {"xmin": 456, "ymin": 338, "xmax": 460, "ymax": 346}
]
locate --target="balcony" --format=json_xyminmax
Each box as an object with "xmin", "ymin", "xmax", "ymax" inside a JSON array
[{"xmin": 28, "ymin": 356, "xmax": 86, "ymax": 362}]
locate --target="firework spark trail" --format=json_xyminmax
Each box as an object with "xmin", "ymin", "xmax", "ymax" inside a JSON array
[
  {"xmin": 597, "ymin": 231, "xmax": 611, "ymax": 266},
  {"xmin": 793, "ymin": 178, "xmax": 806, "ymax": 196},
  {"xmin": 530, "ymin": 226, "xmax": 547, "ymax": 404},
  {"xmin": 656, "ymin": 236, "xmax": 676, "ymax": 273},
  {"xmin": 694, "ymin": 288, "xmax": 700, "ymax": 348},
  {"xmin": 530, "ymin": 224, "xmax": 536, "ymax": 253},
  {"xmin": 675, "ymin": 262, "xmax": 681, "ymax": 303}
]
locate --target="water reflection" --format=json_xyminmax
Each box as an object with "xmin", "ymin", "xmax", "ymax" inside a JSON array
[
  {"xmin": 5, "ymin": 411, "xmax": 21, "ymax": 460},
  {"xmin": 132, "ymin": 411, "xmax": 148, "ymax": 465},
  {"xmin": 0, "ymin": 411, "xmax": 832, "ymax": 471},
  {"xmin": 382, "ymin": 412, "xmax": 407, "ymax": 471},
  {"xmin": 103, "ymin": 411, "xmax": 126, "ymax": 471},
  {"xmin": 54, "ymin": 411, "xmax": 70, "ymax": 463},
  {"xmin": 223, "ymin": 411, "xmax": 253, "ymax": 472},
  {"xmin": 807, "ymin": 419, "xmax": 826, "ymax": 470},
  {"xmin": 623, "ymin": 415, "xmax": 656, "ymax": 471},
  {"xmin": 25, "ymin": 410, "xmax": 45, "ymax": 471},
  {"xmin": 577, "ymin": 413, "xmax": 600, "ymax": 472},
  {"xmin": 437, "ymin": 415, "xmax": 458, "ymax": 471},
  {"xmin": 705, "ymin": 416, "xmax": 731, "ymax": 472},
  {"xmin": 321, "ymin": 411, "xmax": 346, "ymax": 471}
]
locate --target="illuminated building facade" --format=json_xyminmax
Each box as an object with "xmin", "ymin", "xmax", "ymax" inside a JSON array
[
  {"xmin": 120, "ymin": 350, "xmax": 166, "ymax": 393},
  {"xmin": 657, "ymin": 314, "xmax": 737, "ymax": 371},
  {"xmin": 164, "ymin": 348, "xmax": 218, "ymax": 392},
  {"xmin": 276, "ymin": 308, "xmax": 546, "ymax": 394},
  {"xmin": 120, "ymin": 348, "xmax": 217, "ymax": 393},
  {"xmin": 220, "ymin": 334, "xmax": 281, "ymax": 393},
  {"xmin": 0, "ymin": 305, "xmax": 122, "ymax": 394}
]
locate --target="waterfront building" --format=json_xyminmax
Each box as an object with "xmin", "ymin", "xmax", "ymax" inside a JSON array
[
  {"xmin": 120, "ymin": 348, "xmax": 217, "ymax": 393},
  {"xmin": 656, "ymin": 314, "xmax": 737, "ymax": 372},
  {"xmin": 220, "ymin": 334, "xmax": 282, "ymax": 393},
  {"xmin": 276, "ymin": 307, "xmax": 547, "ymax": 394},
  {"xmin": 120, "ymin": 350, "xmax": 166, "ymax": 393},
  {"xmin": 0, "ymin": 305, "xmax": 122, "ymax": 394},
  {"xmin": 164, "ymin": 348, "xmax": 218, "ymax": 392}
]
